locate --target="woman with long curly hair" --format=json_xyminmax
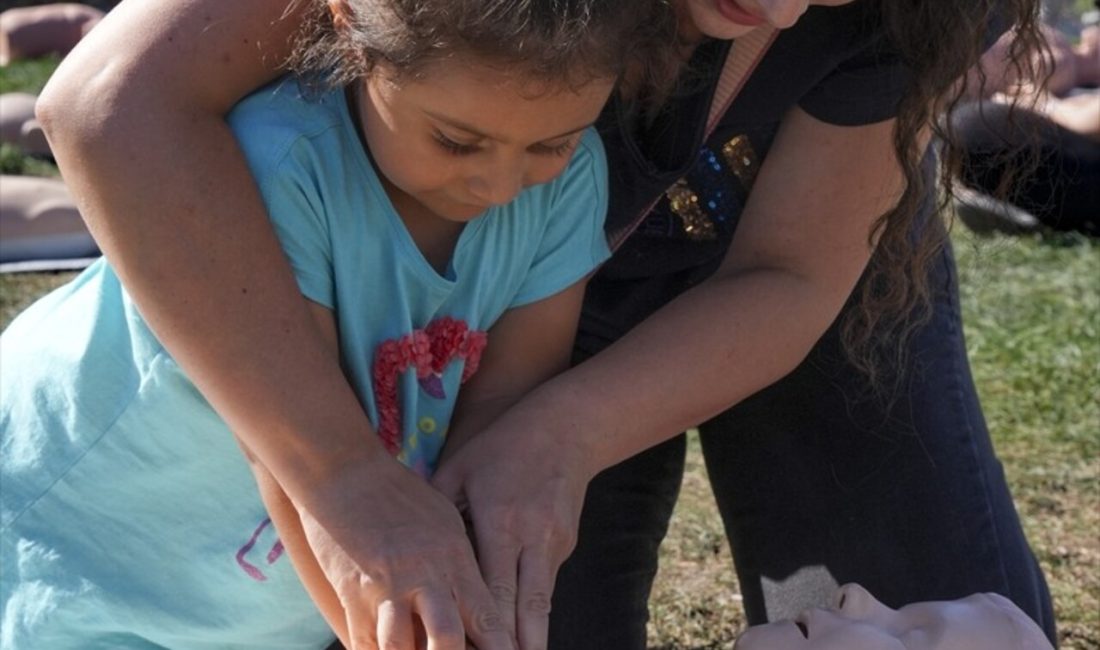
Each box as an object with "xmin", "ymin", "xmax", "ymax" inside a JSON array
[{"xmin": 30, "ymin": 0, "xmax": 1054, "ymax": 647}]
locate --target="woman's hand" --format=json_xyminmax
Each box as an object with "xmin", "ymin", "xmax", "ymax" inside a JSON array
[
  {"xmin": 432, "ymin": 406, "xmax": 595, "ymax": 650},
  {"xmin": 294, "ymin": 455, "xmax": 517, "ymax": 650},
  {"xmin": 234, "ymin": 302, "xmax": 516, "ymax": 650}
]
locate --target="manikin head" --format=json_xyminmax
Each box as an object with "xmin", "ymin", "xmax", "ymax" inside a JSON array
[
  {"xmin": 0, "ymin": 93, "xmax": 50, "ymax": 157},
  {"xmin": 733, "ymin": 583, "xmax": 1053, "ymax": 650},
  {"xmin": 0, "ymin": 3, "xmax": 104, "ymax": 65}
]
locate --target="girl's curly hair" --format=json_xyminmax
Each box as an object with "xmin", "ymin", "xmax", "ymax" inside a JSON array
[{"xmin": 286, "ymin": 0, "xmax": 679, "ymax": 93}]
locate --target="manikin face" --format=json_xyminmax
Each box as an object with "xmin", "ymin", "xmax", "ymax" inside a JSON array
[
  {"xmin": 733, "ymin": 584, "xmax": 1052, "ymax": 650},
  {"xmin": 358, "ymin": 60, "xmax": 614, "ymax": 224},
  {"xmin": 678, "ymin": 0, "xmax": 858, "ymax": 42}
]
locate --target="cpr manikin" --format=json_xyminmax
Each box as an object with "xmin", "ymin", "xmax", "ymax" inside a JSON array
[
  {"xmin": 733, "ymin": 583, "xmax": 1053, "ymax": 650},
  {"xmin": 0, "ymin": 175, "xmax": 98, "ymax": 263},
  {"xmin": 0, "ymin": 93, "xmax": 51, "ymax": 157},
  {"xmin": 0, "ymin": 3, "xmax": 104, "ymax": 65}
]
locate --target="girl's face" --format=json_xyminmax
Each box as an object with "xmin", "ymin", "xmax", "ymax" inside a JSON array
[
  {"xmin": 358, "ymin": 60, "xmax": 614, "ymax": 224},
  {"xmin": 733, "ymin": 584, "xmax": 1044, "ymax": 650},
  {"xmin": 678, "ymin": 0, "xmax": 857, "ymax": 41}
]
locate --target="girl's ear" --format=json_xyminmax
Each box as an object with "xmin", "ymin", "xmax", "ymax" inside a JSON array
[{"xmin": 327, "ymin": 0, "xmax": 353, "ymax": 31}]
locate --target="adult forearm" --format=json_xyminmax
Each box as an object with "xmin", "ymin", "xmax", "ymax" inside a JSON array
[
  {"xmin": 524, "ymin": 113, "xmax": 900, "ymax": 477},
  {"xmin": 35, "ymin": 0, "xmax": 384, "ymax": 507},
  {"xmin": 524, "ymin": 267, "xmax": 851, "ymax": 477}
]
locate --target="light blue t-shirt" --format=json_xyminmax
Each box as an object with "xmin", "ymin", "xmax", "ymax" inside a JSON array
[
  {"xmin": 229, "ymin": 80, "xmax": 610, "ymax": 476},
  {"xmin": 0, "ymin": 79, "xmax": 609, "ymax": 649}
]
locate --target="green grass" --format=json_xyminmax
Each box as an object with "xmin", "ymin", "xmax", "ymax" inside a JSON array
[
  {"xmin": 1, "ymin": 142, "xmax": 58, "ymax": 177},
  {"xmin": 0, "ymin": 54, "xmax": 60, "ymax": 95},
  {"xmin": 0, "ymin": 58, "xmax": 61, "ymax": 177},
  {"xmin": 645, "ymin": 228, "xmax": 1100, "ymax": 649},
  {"xmin": 956, "ymin": 229, "xmax": 1100, "ymax": 650}
]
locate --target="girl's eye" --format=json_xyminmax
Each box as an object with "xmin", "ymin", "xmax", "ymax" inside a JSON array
[
  {"xmin": 433, "ymin": 131, "xmax": 481, "ymax": 156},
  {"xmin": 531, "ymin": 139, "xmax": 578, "ymax": 157}
]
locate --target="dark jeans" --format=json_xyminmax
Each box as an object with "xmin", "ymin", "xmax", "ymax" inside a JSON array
[
  {"xmin": 952, "ymin": 99, "xmax": 1100, "ymax": 235},
  {"xmin": 549, "ymin": 242, "xmax": 1056, "ymax": 648}
]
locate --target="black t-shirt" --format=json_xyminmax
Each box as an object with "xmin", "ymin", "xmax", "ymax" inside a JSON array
[{"xmin": 580, "ymin": 2, "xmax": 912, "ymax": 352}]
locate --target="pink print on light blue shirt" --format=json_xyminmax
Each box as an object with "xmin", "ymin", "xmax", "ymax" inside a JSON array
[
  {"xmin": 372, "ymin": 317, "xmax": 487, "ymax": 455},
  {"xmin": 236, "ymin": 517, "xmax": 285, "ymax": 581}
]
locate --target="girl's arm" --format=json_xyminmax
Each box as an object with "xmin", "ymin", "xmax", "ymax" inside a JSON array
[
  {"xmin": 441, "ymin": 280, "xmax": 588, "ymax": 646},
  {"xmin": 434, "ymin": 107, "xmax": 913, "ymax": 647},
  {"xmin": 249, "ymin": 461, "xmax": 351, "ymax": 647},
  {"xmin": 444, "ymin": 280, "xmax": 588, "ymax": 459},
  {"xmin": 36, "ymin": 3, "xmax": 511, "ymax": 648},
  {"xmin": 257, "ymin": 281, "xmax": 586, "ymax": 647}
]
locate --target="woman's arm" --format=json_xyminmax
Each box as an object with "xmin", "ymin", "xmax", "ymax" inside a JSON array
[
  {"xmin": 36, "ymin": 3, "xmax": 511, "ymax": 648},
  {"xmin": 557, "ymin": 110, "xmax": 907, "ymax": 464},
  {"xmin": 240, "ymin": 299, "xmax": 353, "ymax": 647},
  {"xmin": 35, "ymin": 0, "xmax": 362, "ymax": 497},
  {"xmin": 434, "ymin": 108, "xmax": 912, "ymax": 646}
]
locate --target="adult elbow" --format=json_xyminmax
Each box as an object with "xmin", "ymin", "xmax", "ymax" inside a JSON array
[
  {"xmin": 36, "ymin": 38, "xmax": 151, "ymax": 162},
  {"xmin": 36, "ymin": 60, "xmax": 113, "ymax": 156}
]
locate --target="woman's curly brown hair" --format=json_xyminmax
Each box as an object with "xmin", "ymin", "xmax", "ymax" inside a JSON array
[{"xmin": 842, "ymin": 0, "xmax": 1046, "ymax": 393}]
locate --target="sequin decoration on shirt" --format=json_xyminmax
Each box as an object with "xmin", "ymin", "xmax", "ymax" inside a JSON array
[{"xmin": 639, "ymin": 134, "xmax": 760, "ymax": 241}]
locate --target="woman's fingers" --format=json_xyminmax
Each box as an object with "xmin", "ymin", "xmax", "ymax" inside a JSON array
[
  {"xmin": 465, "ymin": 502, "xmax": 571, "ymax": 650},
  {"xmin": 516, "ymin": 549, "xmax": 556, "ymax": 650},
  {"xmin": 433, "ymin": 435, "xmax": 588, "ymax": 650},
  {"xmin": 344, "ymin": 577, "xmax": 512, "ymax": 650},
  {"xmin": 345, "ymin": 596, "xmax": 379, "ymax": 650},
  {"xmin": 447, "ymin": 562, "xmax": 516, "ymax": 650},
  {"xmin": 474, "ymin": 534, "xmax": 522, "ymax": 639},
  {"xmin": 412, "ymin": 588, "xmax": 466, "ymax": 650},
  {"xmin": 297, "ymin": 456, "xmax": 515, "ymax": 650},
  {"xmin": 377, "ymin": 600, "xmax": 417, "ymax": 649}
]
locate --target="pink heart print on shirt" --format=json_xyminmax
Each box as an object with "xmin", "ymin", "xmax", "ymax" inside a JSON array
[{"xmin": 372, "ymin": 316, "xmax": 487, "ymax": 455}]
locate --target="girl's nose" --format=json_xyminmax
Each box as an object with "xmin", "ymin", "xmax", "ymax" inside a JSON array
[
  {"xmin": 755, "ymin": 0, "xmax": 809, "ymax": 29},
  {"xmin": 467, "ymin": 156, "xmax": 525, "ymax": 207}
]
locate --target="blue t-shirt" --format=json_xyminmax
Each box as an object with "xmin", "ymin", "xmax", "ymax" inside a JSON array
[
  {"xmin": 0, "ymin": 79, "xmax": 609, "ymax": 649},
  {"xmin": 229, "ymin": 80, "xmax": 610, "ymax": 476}
]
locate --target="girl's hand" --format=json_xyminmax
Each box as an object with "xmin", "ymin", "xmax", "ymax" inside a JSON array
[
  {"xmin": 432, "ymin": 412, "xmax": 595, "ymax": 650},
  {"xmin": 299, "ymin": 456, "xmax": 516, "ymax": 650},
  {"xmin": 430, "ymin": 282, "xmax": 592, "ymax": 650}
]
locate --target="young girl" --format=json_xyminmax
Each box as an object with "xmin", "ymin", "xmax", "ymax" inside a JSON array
[{"xmin": 0, "ymin": 1, "xmax": 673, "ymax": 648}]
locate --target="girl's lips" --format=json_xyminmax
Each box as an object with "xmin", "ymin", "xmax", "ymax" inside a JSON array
[{"xmin": 715, "ymin": 0, "xmax": 767, "ymax": 26}]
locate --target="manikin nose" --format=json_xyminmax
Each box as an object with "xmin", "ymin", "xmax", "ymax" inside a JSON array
[
  {"xmin": 755, "ymin": 0, "xmax": 809, "ymax": 29},
  {"xmin": 833, "ymin": 583, "xmax": 894, "ymax": 621}
]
